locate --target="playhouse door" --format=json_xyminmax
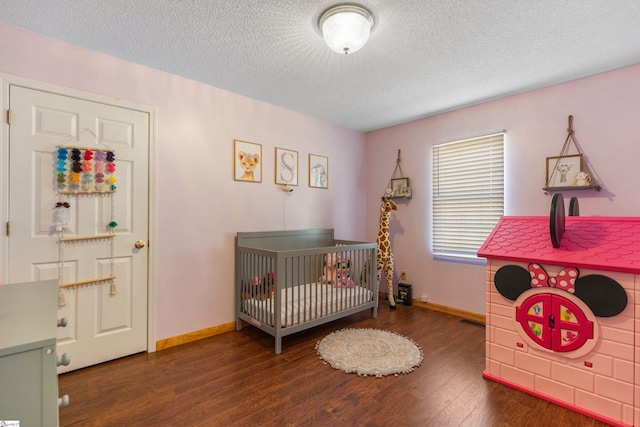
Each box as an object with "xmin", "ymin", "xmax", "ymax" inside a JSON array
[
  {"xmin": 516, "ymin": 293, "xmax": 593, "ymax": 352},
  {"xmin": 7, "ymin": 85, "xmax": 150, "ymax": 372}
]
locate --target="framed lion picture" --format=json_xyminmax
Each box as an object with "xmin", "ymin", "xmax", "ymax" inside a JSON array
[{"xmin": 234, "ymin": 139, "xmax": 262, "ymax": 182}]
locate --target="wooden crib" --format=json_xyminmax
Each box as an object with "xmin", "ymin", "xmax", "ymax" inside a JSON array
[{"xmin": 235, "ymin": 229, "xmax": 378, "ymax": 354}]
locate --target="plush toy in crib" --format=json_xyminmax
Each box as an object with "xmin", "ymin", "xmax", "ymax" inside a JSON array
[
  {"xmin": 334, "ymin": 255, "xmax": 355, "ymax": 288},
  {"xmin": 260, "ymin": 272, "xmax": 275, "ymax": 299},
  {"xmin": 321, "ymin": 252, "xmax": 339, "ymax": 284},
  {"xmin": 241, "ymin": 276, "xmax": 260, "ymax": 300},
  {"xmin": 335, "ymin": 272, "xmax": 355, "ymax": 288},
  {"xmin": 254, "ymin": 273, "xmax": 275, "ymax": 300},
  {"xmin": 242, "ymin": 274, "xmax": 275, "ymax": 300}
]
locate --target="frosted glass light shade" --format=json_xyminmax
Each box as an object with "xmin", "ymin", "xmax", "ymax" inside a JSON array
[{"xmin": 319, "ymin": 5, "xmax": 373, "ymax": 55}]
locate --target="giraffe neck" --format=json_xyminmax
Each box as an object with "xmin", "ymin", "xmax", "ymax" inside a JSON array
[
  {"xmin": 378, "ymin": 212, "xmax": 390, "ymax": 241},
  {"xmin": 379, "ymin": 212, "xmax": 390, "ymax": 231}
]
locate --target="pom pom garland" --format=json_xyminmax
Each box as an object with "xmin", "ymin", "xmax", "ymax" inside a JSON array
[{"xmin": 55, "ymin": 147, "xmax": 116, "ymax": 193}]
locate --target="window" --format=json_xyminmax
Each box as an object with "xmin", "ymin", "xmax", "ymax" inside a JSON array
[{"xmin": 432, "ymin": 132, "xmax": 504, "ymax": 258}]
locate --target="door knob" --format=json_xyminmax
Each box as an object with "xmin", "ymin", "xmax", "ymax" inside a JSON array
[
  {"xmin": 135, "ymin": 240, "xmax": 146, "ymax": 249},
  {"xmin": 57, "ymin": 353, "xmax": 71, "ymax": 366}
]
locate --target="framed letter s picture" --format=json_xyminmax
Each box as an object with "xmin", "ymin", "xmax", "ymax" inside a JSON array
[{"xmin": 275, "ymin": 147, "xmax": 298, "ymax": 186}]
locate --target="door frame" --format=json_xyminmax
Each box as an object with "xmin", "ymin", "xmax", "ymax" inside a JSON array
[{"xmin": 0, "ymin": 73, "xmax": 158, "ymax": 352}]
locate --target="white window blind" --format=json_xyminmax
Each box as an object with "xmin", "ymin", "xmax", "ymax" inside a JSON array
[{"xmin": 432, "ymin": 132, "xmax": 504, "ymax": 258}]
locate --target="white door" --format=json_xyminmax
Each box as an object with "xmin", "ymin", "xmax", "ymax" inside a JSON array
[{"xmin": 8, "ymin": 85, "xmax": 150, "ymax": 373}]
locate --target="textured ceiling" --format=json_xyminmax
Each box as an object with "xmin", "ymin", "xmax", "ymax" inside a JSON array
[{"xmin": 1, "ymin": 1, "xmax": 640, "ymax": 132}]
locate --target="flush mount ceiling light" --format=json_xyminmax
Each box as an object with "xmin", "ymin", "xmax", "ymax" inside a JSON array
[{"xmin": 319, "ymin": 4, "xmax": 374, "ymax": 55}]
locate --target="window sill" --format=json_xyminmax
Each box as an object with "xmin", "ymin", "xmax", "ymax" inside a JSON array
[{"xmin": 433, "ymin": 255, "xmax": 486, "ymax": 266}]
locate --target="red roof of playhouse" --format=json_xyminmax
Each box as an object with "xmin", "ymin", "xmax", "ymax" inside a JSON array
[{"xmin": 478, "ymin": 216, "xmax": 640, "ymax": 274}]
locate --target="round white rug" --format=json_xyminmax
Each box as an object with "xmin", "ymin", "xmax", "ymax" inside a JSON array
[{"xmin": 316, "ymin": 328, "xmax": 423, "ymax": 377}]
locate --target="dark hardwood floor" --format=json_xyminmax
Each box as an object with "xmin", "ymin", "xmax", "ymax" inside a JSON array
[{"xmin": 59, "ymin": 304, "xmax": 611, "ymax": 426}]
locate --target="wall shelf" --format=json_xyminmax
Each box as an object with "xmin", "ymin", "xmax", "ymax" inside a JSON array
[
  {"xmin": 382, "ymin": 149, "xmax": 412, "ymax": 200},
  {"xmin": 543, "ymin": 184, "xmax": 601, "ymax": 194},
  {"xmin": 543, "ymin": 115, "xmax": 601, "ymax": 194}
]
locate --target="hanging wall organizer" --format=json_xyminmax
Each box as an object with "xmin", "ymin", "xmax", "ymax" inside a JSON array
[
  {"xmin": 383, "ymin": 149, "xmax": 412, "ymax": 200},
  {"xmin": 54, "ymin": 128, "xmax": 118, "ymax": 306},
  {"xmin": 543, "ymin": 115, "xmax": 601, "ymax": 194}
]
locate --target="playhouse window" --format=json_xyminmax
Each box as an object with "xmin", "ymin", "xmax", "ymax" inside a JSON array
[{"xmin": 432, "ymin": 132, "xmax": 504, "ymax": 258}]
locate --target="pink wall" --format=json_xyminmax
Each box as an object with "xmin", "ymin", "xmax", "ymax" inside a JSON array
[
  {"xmin": 0, "ymin": 24, "xmax": 367, "ymax": 340},
  {"xmin": 365, "ymin": 64, "xmax": 640, "ymax": 314},
  {"xmin": 2, "ymin": 23, "xmax": 638, "ymax": 340}
]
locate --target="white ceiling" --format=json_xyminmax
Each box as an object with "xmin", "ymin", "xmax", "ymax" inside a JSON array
[{"xmin": 1, "ymin": 1, "xmax": 640, "ymax": 132}]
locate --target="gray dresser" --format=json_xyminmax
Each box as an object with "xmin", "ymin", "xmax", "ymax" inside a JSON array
[{"xmin": 0, "ymin": 280, "xmax": 69, "ymax": 426}]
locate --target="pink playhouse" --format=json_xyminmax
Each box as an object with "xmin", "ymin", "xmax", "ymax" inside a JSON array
[{"xmin": 478, "ymin": 209, "xmax": 640, "ymax": 426}]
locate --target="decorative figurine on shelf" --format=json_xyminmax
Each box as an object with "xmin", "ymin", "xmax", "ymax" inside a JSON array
[
  {"xmin": 377, "ymin": 199, "xmax": 398, "ymax": 309},
  {"xmin": 573, "ymin": 171, "xmax": 591, "ymax": 187}
]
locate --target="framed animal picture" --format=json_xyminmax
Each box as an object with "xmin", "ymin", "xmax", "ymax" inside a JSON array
[
  {"xmin": 309, "ymin": 154, "xmax": 328, "ymax": 189},
  {"xmin": 545, "ymin": 154, "xmax": 582, "ymax": 188},
  {"xmin": 390, "ymin": 177, "xmax": 411, "ymax": 198},
  {"xmin": 234, "ymin": 139, "xmax": 262, "ymax": 182}
]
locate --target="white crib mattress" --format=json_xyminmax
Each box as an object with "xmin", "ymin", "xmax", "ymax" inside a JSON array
[{"xmin": 242, "ymin": 282, "xmax": 374, "ymax": 327}]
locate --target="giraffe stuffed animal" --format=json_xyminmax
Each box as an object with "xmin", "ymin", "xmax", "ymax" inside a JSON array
[{"xmin": 377, "ymin": 199, "xmax": 398, "ymax": 309}]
